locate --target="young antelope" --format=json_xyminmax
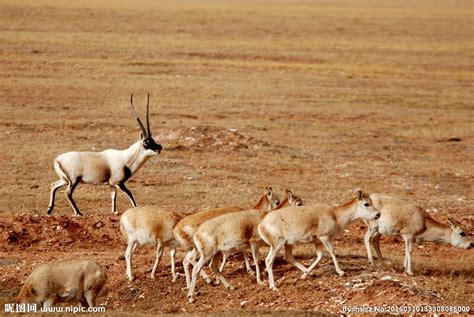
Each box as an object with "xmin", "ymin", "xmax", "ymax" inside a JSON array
[
  {"xmin": 120, "ymin": 206, "xmax": 182, "ymax": 282},
  {"xmin": 258, "ymin": 190, "xmax": 380, "ymax": 290},
  {"xmin": 17, "ymin": 260, "xmax": 107, "ymax": 308},
  {"xmin": 174, "ymin": 186, "xmax": 280, "ymax": 288},
  {"xmin": 365, "ymin": 193, "xmax": 473, "ymax": 275},
  {"xmin": 187, "ymin": 189, "xmax": 302, "ymax": 303}
]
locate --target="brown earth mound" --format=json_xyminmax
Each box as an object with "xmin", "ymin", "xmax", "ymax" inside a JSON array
[
  {"xmin": 0, "ymin": 213, "xmax": 122, "ymax": 252},
  {"xmin": 158, "ymin": 126, "xmax": 270, "ymax": 151}
]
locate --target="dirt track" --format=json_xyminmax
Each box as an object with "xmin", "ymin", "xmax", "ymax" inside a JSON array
[{"xmin": 0, "ymin": 0, "xmax": 473, "ymax": 315}]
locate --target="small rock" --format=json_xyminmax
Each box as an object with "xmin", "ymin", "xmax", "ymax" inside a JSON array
[{"xmin": 380, "ymin": 275, "xmax": 393, "ymax": 281}]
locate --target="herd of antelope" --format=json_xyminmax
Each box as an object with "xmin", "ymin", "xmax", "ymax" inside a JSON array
[{"xmin": 17, "ymin": 94, "xmax": 473, "ymax": 308}]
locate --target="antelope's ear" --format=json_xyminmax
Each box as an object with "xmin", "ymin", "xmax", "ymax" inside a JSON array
[
  {"xmin": 139, "ymin": 132, "xmax": 144, "ymax": 140},
  {"xmin": 447, "ymin": 218, "xmax": 457, "ymax": 230},
  {"xmin": 357, "ymin": 190, "xmax": 363, "ymax": 200},
  {"xmin": 266, "ymin": 186, "xmax": 273, "ymax": 194},
  {"xmin": 285, "ymin": 189, "xmax": 292, "ymax": 197}
]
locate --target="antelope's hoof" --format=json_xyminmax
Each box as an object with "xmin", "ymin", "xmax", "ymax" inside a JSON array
[
  {"xmin": 188, "ymin": 296, "xmax": 195, "ymax": 304},
  {"xmin": 226, "ymin": 285, "xmax": 235, "ymax": 291},
  {"xmin": 406, "ymin": 271, "xmax": 414, "ymax": 276},
  {"xmin": 213, "ymin": 279, "xmax": 221, "ymax": 286},
  {"xmin": 205, "ymin": 278, "xmax": 213, "ymax": 284},
  {"xmin": 337, "ymin": 271, "xmax": 345, "ymax": 277},
  {"xmin": 270, "ymin": 286, "xmax": 279, "ymax": 292}
]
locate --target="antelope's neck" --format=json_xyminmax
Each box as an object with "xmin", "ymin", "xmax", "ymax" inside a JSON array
[
  {"xmin": 334, "ymin": 199, "xmax": 358, "ymax": 229},
  {"xmin": 124, "ymin": 141, "xmax": 150, "ymax": 175},
  {"xmin": 253, "ymin": 195, "xmax": 273, "ymax": 211},
  {"xmin": 416, "ymin": 220, "xmax": 450, "ymax": 244},
  {"xmin": 276, "ymin": 198, "xmax": 289, "ymax": 210}
]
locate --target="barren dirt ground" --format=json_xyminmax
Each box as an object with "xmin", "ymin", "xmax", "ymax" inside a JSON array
[{"xmin": 0, "ymin": 0, "xmax": 473, "ymax": 315}]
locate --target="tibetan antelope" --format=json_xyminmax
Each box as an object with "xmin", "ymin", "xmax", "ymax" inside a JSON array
[
  {"xmin": 17, "ymin": 260, "xmax": 107, "ymax": 308},
  {"xmin": 364, "ymin": 194, "xmax": 473, "ymax": 275},
  {"xmin": 120, "ymin": 206, "xmax": 183, "ymax": 282},
  {"xmin": 217, "ymin": 189, "xmax": 304, "ymax": 273},
  {"xmin": 47, "ymin": 93, "xmax": 162, "ymax": 216},
  {"xmin": 187, "ymin": 189, "xmax": 302, "ymax": 303},
  {"xmin": 174, "ymin": 187, "xmax": 280, "ymax": 288},
  {"xmin": 258, "ymin": 190, "xmax": 380, "ymax": 291}
]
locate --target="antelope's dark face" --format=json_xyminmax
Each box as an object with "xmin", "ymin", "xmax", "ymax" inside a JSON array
[
  {"xmin": 143, "ymin": 137, "xmax": 162, "ymax": 155},
  {"xmin": 131, "ymin": 92, "xmax": 162, "ymax": 156}
]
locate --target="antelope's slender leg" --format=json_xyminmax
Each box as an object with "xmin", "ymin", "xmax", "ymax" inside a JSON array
[
  {"xmin": 151, "ymin": 240, "xmax": 163, "ymax": 279},
  {"xmin": 364, "ymin": 226, "xmax": 378, "ymax": 264},
  {"xmin": 65, "ymin": 179, "xmax": 82, "ymax": 216},
  {"xmin": 284, "ymin": 245, "xmax": 307, "ymax": 273},
  {"xmin": 125, "ymin": 241, "xmax": 137, "ymax": 281},
  {"xmin": 111, "ymin": 186, "xmax": 118, "ymax": 214},
  {"xmin": 301, "ymin": 248, "xmax": 323, "ymax": 279},
  {"xmin": 183, "ymin": 250, "xmax": 194, "ymax": 288},
  {"xmin": 219, "ymin": 253, "xmax": 227, "ymax": 272},
  {"xmin": 210, "ymin": 254, "xmax": 233, "ymax": 290},
  {"xmin": 188, "ymin": 252, "xmax": 214, "ymax": 303},
  {"xmin": 170, "ymin": 246, "xmax": 177, "ymax": 283},
  {"xmin": 185, "ymin": 248, "xmax": 213, "ymax": 285},
  {"xmin": 402, "ymin": 234, "xmax": 414, "ymax": 275},
  {"xmin": 83, "ymin": 290, "xmax": 96, "ymax": 308},
  {"xmin": 118, "ymin": 183, "xmax": 137, "ymax": 207},
  {"xmin": 244, "ymin": 254, "xmax": 254, "ymax": 274},
  {"xmin": 265, "ymin": 239, "xmax": 286, "ymax": 291},
  {"xmin": 250, "ymin": 243, "xmax": 262, "ymax": 284},
  {"xmin": 318, "ymin": 235, "xmax": 344, "ymax": 276},
  {"xmin": 47, "ymin": 179, "xmax": 68, "ymax": 214},
  {"xmin": 372, "ymin": 232, "xmax": 383, "ymax": 262}
]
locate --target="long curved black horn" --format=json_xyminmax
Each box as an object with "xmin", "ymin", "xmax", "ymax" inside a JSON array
[
  {"xmin": 146, "ymin": 92, "xmax": 151, "ymax": 137},
  {"xmin": 130, "ymin": 93, "xmax": 148, "ymax": 138}
]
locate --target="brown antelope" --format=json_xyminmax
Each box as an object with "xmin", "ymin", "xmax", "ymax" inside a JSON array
[
  {"xmin": 258, "ymin": 190, "xmax": 380, "ymax": 291},
  {"xmin": 218, "ymin": 189, "xmax": 304, "ymax": 272},
  {"xmin": 173, "ymin": 187, "xmax": 280, "ymax": 288},
  {"xmin": 120, "ymin": 206, "xmax": 183, "ymax": 282},
  {"xmin": 17, "ymin": 260, "xmax": 107, "ymax": 308},
  {"xmin": 365, "ymin": 193, "xmax": 473, "ymax": 275},
  {"xmin": 187, "ymin": 189, "xmax": 303, "ymax": 303},
  {"xmin": 47, "ymin": 93, "xmax": 162, "ymax": 216}
]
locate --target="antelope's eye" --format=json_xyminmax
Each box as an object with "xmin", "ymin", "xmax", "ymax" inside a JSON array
[
  {"xmin": 364, "ymin": 202, "xmax": 370, "ymax": 207},
  {"xmin": 460, "ymin": 232, "xmax": 466, "ymax": 237}
]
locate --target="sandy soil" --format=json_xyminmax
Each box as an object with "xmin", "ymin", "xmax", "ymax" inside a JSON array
[{"xmin": 0, "ymin": 0, "xmax": 473, "ymax": 315}]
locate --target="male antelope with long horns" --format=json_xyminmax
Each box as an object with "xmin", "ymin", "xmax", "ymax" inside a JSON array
[{"xmin": 47, "ymin": 93, "xmax": 162, "ymax": 216}]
